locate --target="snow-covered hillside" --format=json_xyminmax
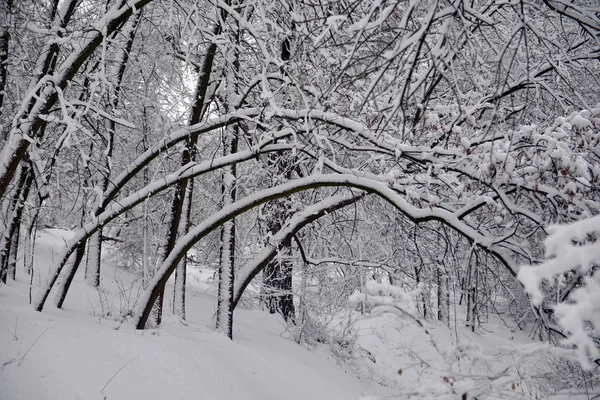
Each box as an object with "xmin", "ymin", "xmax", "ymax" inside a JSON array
[
  {"xmin": 0, "ymin": 229, "xmax": 597, "ymax": 400},
  {"xmin": 1, "ymin": 229, "xmax": 377, "ymax": 400}
]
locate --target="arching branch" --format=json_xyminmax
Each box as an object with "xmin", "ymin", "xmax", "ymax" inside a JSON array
[
  {"xmin": 32, "ymin": 141, "xmax": 293, "ymax": 312},
  {"xmin": 133, "ymin": 173, "xmax": 520, "ymax": 329},
  {"xmin": 232, "ymin": 192, "xmax": 367, "ymax": 310}
]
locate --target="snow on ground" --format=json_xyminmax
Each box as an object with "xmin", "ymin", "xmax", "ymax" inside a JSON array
[
  {"xmin": 350, "ymin": 312, "xmax": 540, "ymax": 399},
  {"xmin": 347, "ymin": 304, "xmax": 600, "ymax": 399},
  {"xmin": 0, "ymin": 229, "xmax": 369, "ymax": 400},
  {"xmin": 1, "ymin": 229, "xmax": 598, "ymax": 399}
]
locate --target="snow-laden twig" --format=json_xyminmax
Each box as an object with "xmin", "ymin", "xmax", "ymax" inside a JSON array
[{"xmin": 519, "ymin": 215, "xmax": 600, "ymax": 369}]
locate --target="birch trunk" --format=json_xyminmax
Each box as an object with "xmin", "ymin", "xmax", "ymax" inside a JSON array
[
  {"xmin": 215, "ymin": 6, "xmax": 239, "ymax": 339},
  {"xmin": 172, "ymin": 179, "xmax": 193, "ymax": 319}
]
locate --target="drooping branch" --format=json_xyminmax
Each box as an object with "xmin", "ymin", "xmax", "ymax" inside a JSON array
[
  {"xmin": 32, "ymin": 141, "xmax": 293, "ymax": 312},
  {"xmin": 102, "ymin": 109, "xmax": 260, "ymax": 207},
  {"xmin": 232, "ymin": 192, "xmax": 366, "ymax": 311},
  {"xmin": 133, "ymin": 173, "xmax": 520, "ymax": 329}
]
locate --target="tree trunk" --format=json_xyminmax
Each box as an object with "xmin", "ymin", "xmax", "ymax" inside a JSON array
[
  {"xmin": 465, "ymin": 261, "xmax": 472, "ymax": 328},
  {"xmin": 7, "ymin": 224, "xmax": 19, "ymax": 280},
  {"xmin": 437, "ymin": 266, "xmax": 449, "ymax": 327},
  {"xmin": 260, "ymin": 189, "xmax": 296, "ymax": 323},
  {"xmin": 472, "ymin": 256, "xmax": 479, "ymax": 332},
  {"xmin": 1, "ymin": 164, "xmax": 31, "ymax": 283},
  {"xmin": 215, "ymin": 6, "xmax": 239, "ymax": 339},
  {"xmin": 173, "ymin": 178, "xmax": 193, "ymax": 320},
  {"xmin": 7, "ymin": 168, "xmax": 33, "ymax": 280},
  {"xmin": 262, "ymin": 251, "xmax": 296, "ymax": 323},
  {"xmin": 54, "ymin": 242, "xmax": 87, "ymax": 309},
  {"xmin": 216, "ymin": 127, "xmax": 238, "ymax": 337},
  {"xmin": 465, "ymin": 251, "xmax": 478, "ymax": 332},
  {"xmin": 0, "ymin": 0, "xmax": 11, "ymax": 113},
  {"xmin": 172, "ymin": 247, "xmax": 187, "ymax": 320},
  {"xmin": 85, "ymin": 233, "xmax": 100, "ymax": 286},
  {"xmin": 153, "ymin": 176, "xmax": 187, "ymax": 326},
  {"xmin": 298, "ymin": 253, "xmax": 307, "ymax": 326},
  {"xmin": 24, "ymin": 213, "xmax": 36, "ymax": 276}
]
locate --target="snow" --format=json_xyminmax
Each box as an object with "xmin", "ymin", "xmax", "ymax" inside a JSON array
[
  {"xmin": 519, "ymin": 215, "xmax": 600, "ymax": 369},
  {"xmin": 345, "ymin": 287, "xmax": 567, "ymax": 400},
  {"xmin": 3, "ymin": 229, "xmax": 599, "ymax": 399},
  {"xmin": 134, "ymin": 173, "xmax": 522, "ymax": 326},
  {"xmin": 1, "ymin": 229, "xmax": 366, "ymax": 400}
]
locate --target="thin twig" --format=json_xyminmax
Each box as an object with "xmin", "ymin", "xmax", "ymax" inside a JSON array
[
  {"xmin": 101, "ymin": 355, "xmax": 138, "ymax": 393},
  {"xmin": 7, "ymin": 316, "xmax": 18, "ymax": 340},
  {"xmin": 2, "ymin": 357, "xmax": 17, "ymax": 368},
  {"xmin": 18, "ymin": 328, "xmax": 47, "ymax": 366}
]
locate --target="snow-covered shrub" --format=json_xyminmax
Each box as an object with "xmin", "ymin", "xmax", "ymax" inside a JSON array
[
  {"xmin": 349, "ymin": 280, "xmax": 423, "ymax": 321},
  {"xmin": 294, "ymin": 312, "xmax": 358, "ymax": 359},
  {"xmin": 350, "ymin": 280, "xmax": 566, "ymax": 399},
  {"xmin": 531, "ymin": 352, "xmax": 597, "ymax": 396},
  {"xmin": 519, "ymin": 215, "xmax": 600, "ymax": 369}
]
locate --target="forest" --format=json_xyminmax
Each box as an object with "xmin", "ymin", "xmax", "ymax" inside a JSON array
[{"xmin": 0, "ymin": 0, "xmax": 599, "ymax": 398}]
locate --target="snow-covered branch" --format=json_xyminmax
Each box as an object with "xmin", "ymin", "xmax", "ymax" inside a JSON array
[{"xmin": 519, "ymin": 215, "xmax": 600, "ymax": 369}]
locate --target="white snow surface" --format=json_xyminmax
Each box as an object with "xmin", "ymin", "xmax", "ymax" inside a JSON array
[
  {"xmin": 0, "ymin": 229, "xmax": 366, "ymax": 400},
  {"xmin": 2, "ymin": 229, "xmax": 598, "ymax": 400}
]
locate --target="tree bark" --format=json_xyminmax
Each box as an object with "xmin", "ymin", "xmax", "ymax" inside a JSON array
[
  {"xmin": 54, "ymin": 242, "xmax": 87, "ymax": 309},
  {"xmin": 215, "ymin": 6, "xmax": 239, "ymax": 339},
  {"xmin": 436, "ymin": 266, "xmax": 449, "ymax": 326},
  {"xmin": 0, "ymin": 164, "xmax": 31, "ymax": 283},
  {"xmin": 172, "ymin": 179, "xmax": 193, "ymax": 319},
  {"xmin": 6, "ymin": 169, "xmax": 33, "ymax": 281},
  {"xmin": 261, "ymin": 198, "xmax": 296, "ymax": 323},
  {"xmin": 216, "ymin": 119, "xmax": 239, "ymax": 338},
  {"xmin": 0, "ymin": 27, "xmax": 10, "ymax": 112}
]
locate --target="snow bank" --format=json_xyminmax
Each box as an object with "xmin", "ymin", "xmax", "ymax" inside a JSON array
[{"xmin": 0, "ymin": 229, "xmax": 365, "ymax": 400}]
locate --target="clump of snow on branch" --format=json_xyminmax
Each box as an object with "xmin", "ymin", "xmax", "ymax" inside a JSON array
[{"xmin": 518, "ymin": 215, "xmax": 600, "ymax": 369}]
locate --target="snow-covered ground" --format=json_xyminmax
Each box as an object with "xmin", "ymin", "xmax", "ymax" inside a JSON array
[
  {"xmin": 1, "ymin": 229, "xmax": 375, "ymax": 400},
  {"xmin": 0, "ymin": 229, "xmax": 597, "ymax": 399}
]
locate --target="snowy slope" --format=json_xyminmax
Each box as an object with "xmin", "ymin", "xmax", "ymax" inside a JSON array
[
  {"xmin": 1, "ymin": 229, "xmax": 597, "ymax": 400},
  {"xmin": 0, "ymin": 229, "xmax": 369, "ymax": 400}
]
